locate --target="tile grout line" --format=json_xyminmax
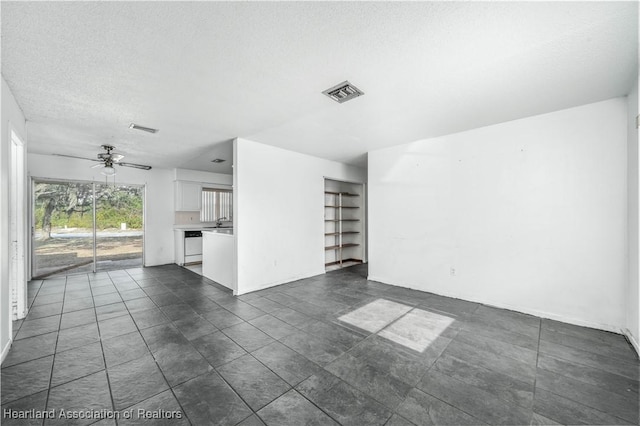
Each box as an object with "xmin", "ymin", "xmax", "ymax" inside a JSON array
[
  {"xmin": 122, "ymin": 268, "xmax": 195, "ymax": 426},
  {"xmin": 196, "ymin": 316, "xmax": 299, "ymax": 422},
  {"xmin": 257, "ymin": 289, "xmax": 425, "ymax": 421},
  {"xmin": 25, "ymin": 278, "xmax": 85, "ymax": 419},
  {"xmin": 12, "ymin": 278, "xmax": 49, "ymax": 341},
  {"xmin": 535, "ymin": 321, "xmax": 637, "ymax": 424},
  {"xmin": 400, "ymin": 302, "xmax": 511, "ymax": 425},
  {"xmin": 530, "ymin": 318, "xmax": 543, "ymax": 423},
  {"xmin": 315, "ymin": 322, "xmax": 422, "ymax": 422},
  {"xmin": 291, "ymin": 384, "xmax": 353, "ymax": 426},
  {"xmin": 539, "ymin": 336, "xmax": 640, "ymax": 376},
  {"xmin": 3, "ymin": 282, "xmax": 59, "ymax": 373},
  {"xmin": 41, "ymin": 274, "xmax": 70, "ymax": 426},
  {"xmin": 216, "ymin": 294, "xmax": 377, "ymax": 424},
  {"xmin": 532, "ymin": 385, "xmax": 634, "ymax": 425},
  {"xmin": 115, "ymin": 266, "xmax": 242, "ymax": 425},
  {"xmin": 89, "ymin": 271, "xmax": 119, "ymax": 425},
  {"xmin": 402, "ymin": 329, "xmax": 489, "ymax": 426},
  {"xmin": 528, "ymin": 323, "xmax": 636, "ymax": 424},
  {"xmin": 92, "ymin": 271, "xmax": 172, "ymax": 416},
  {"xmin": 214, "ymin": 352, "xmax": 288, "ymax": 424}
]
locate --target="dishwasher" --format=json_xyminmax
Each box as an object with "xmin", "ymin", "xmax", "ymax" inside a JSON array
[{"xmin": 184, "ymin": 230, "xmax": 203, "ymax": 264}]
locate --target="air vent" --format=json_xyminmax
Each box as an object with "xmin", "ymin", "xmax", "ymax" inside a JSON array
[
  {"xmin": 129, "ymin": 123, "xmax": 159, "ymax": 134},
  {"xmin": 322, "ymin": 81, "xmax": 364, "ymax": 104},
  {"xmin": 211, "ymin": 158, "xmax": 226, "ymax": 163}
]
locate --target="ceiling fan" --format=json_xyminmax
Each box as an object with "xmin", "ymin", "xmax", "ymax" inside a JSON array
[{"xmin": 54, "ymin": 145, "xmax": 152, "ymax": 176}]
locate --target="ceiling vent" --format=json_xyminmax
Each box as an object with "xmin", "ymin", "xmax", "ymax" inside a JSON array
[
  {"xmin": 211, "ymin": 158, "xmax": 226, "ymax": 163},
  {"xmin": 322, "ymin": 81, "xmax": 364, "ymax": 104},
  {"xmin": 129, "ymin": 123, "xmax": 159, "ymax": 134}
]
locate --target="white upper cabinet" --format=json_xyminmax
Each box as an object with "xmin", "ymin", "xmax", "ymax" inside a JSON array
[{"xmin": 175, "ymin": 181, "xmax": 202, "ymax": 211}]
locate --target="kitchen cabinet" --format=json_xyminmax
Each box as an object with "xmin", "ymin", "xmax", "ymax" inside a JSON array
[{"xmin": 175, "ymin": 181, "xmax": 202, "ymax": 211}]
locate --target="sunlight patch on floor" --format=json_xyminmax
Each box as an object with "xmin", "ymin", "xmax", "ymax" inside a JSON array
[
  {"xmin": 338, "ymin": 298, "xmax": 454, "ymax": 352},
  {"xmin": 379, "ymin": 309, "xmax": 454, "ymax": 352},
  {"xmin": 338, "ymin": 299, "xmax": 413, "ymax": 333}
]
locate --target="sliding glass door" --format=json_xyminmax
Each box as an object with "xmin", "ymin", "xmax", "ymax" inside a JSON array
[
  {"xmin": 95, "ymin": 183, "xmax": 144, "ymax": 272},
  {"xmin": 32, "ymin": 179, "xmax": 144, "ymax": 278}
]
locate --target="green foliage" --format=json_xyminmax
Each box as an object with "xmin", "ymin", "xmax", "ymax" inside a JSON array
[{"xmin": 34, "ymin": 182, "xmax": 144, "ymax": 231}]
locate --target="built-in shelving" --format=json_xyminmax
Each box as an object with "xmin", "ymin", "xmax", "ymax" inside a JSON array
[
  {"xmin": 324, "ymin": 259, "xmax": 363, "ymax": 267},
  {"xmin": 324, "ymin": 181, "xmax": 365, "ymax": 270},
  {"xmin": 324, "ymin": 191, "xmax": 359, "ymax": 197}
]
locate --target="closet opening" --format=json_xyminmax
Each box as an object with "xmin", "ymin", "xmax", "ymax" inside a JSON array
[{"xmin": 324, "ymin": 178, "xmax": 366, "ymax": 271}]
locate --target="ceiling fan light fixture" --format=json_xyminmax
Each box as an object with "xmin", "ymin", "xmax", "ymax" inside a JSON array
[{"xmin": 101, "ymin": 165, "xmax": 116, "ymax": 176}]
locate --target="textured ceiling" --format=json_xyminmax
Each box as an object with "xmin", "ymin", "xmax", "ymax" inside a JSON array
[{"xmin": 1, "ymin": 2, "xmax": 637, "ymax": 173}]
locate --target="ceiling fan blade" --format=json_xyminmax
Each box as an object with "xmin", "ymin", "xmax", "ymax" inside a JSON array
[
  {"xmin": 118, "ymin": 162, "xmax": 152, "ymax": 170},
  {"xmin": 91, "ymin": 163, "xmax": 105, "ymax": 169},
  {"xmin": 53, "ymin": 153, "xmax": 101, "ymax": 162}
]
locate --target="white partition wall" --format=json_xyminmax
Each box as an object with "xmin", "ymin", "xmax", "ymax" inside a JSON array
[
  {"xmin": 234, "ymin": 138, "xmax": 366, "ymax": 295},
  {"xmin": 368, "ymin": 98, "xmax": 628, "ymax": 333}
]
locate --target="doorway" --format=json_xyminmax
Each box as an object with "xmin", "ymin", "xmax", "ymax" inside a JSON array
[
  {"xmin": 10, "ymin": 129, "xmax": 27, "ymax": 320},
  {"xmin": 32, "ymin": 179, "xmax": 144, "ymax": 278}
]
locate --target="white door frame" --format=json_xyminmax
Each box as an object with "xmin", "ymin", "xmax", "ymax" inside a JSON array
[{"xmin": 10, "ymin": 128, "xmax": 27, "ymax": 320}]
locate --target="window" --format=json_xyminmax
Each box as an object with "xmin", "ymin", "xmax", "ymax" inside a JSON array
[{"xmin": 201, "ymin": 188, "xmax": 232, "ymax": 222}]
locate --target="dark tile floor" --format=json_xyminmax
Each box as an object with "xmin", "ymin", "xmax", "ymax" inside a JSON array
[{"xmin": 1, "ymin": 264, "xmax": 638, "ymax": 425}]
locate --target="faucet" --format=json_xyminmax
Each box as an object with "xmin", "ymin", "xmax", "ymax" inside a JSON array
[{"xmin": 216, "ymin": 217, "xmax": 227, "ymax": 227}]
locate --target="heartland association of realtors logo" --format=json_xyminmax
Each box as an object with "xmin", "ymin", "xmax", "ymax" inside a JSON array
[{"xmin": 3, "ymin": 408, "xmax": 183, "ymax": 420}]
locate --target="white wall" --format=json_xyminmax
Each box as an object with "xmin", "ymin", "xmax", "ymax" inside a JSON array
[
  {"xmin": 1, "ymin": 77, "xmax": 27, "ymax": 363},
  {"xmin": 234, "ymin": 138, "xmax": 366, "ymax": 295},
  {"xmin": 627, "ymin": 76, "xmax": 639, "ymax": 352},
  {"xmin": 369, "ymin": 98, "xmax": 628, "ymax": 333},
  {"xmin": 28, "ymin": 154, "xmax": 175, "ymax": 267}
]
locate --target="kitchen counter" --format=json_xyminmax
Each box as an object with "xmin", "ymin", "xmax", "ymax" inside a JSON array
[
  {"xmin": 174, "ymin": 224, "xmax": 234, "ymax": 232},
  {"xmin": 202, "ymin": 229, "xmax": 235, "ymax": 291},
  {"xmin": 202, "ymin": 228, "xmax": 233, "ymax": 235},
  {"xmin": 173, "ymin": 224, "xmax": 215, "ymax": 231}
]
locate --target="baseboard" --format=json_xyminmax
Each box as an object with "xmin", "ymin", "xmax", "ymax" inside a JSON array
[
  {"xmin": 1, "ymin": 338, "xmax": 12, "ymax": 365},
  {"xmin": 624, "ymin": 328, "xmax": 639, "ymax": 356},
  {"xmin": 367, "ymin": 275, "xmax": 624, "ymax": 335},
  {"xmin": 236, "ymin": 269, "xmax": 326, "ymax": 296},
  {"xmin": 481, "ymin": 300, "xmax": 621, "ymax": 334}
]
